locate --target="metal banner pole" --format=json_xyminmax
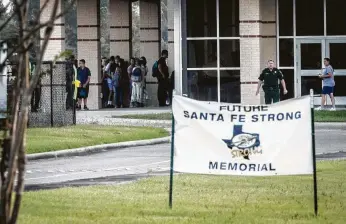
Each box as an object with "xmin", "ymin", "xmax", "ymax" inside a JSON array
[
  {"xmin": 310, "ymin": 89, "xmax": 318, "ymax": 216},
  {"xmin": 168, "ymin": 113, "xmax": 175, "ymax": 209}
]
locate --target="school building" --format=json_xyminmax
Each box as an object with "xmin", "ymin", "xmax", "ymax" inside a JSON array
[{"xmin": 33, "ymin": 0, "xmax": 346, "ymax": 108}]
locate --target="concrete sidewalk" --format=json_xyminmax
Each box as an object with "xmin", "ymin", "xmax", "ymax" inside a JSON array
[{"xmin": 77, "ymin": 107, "xmax": 171, "ymax": 118}]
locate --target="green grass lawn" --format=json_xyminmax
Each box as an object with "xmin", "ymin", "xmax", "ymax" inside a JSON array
[
  {"xmin": 119, "ymin": 110, "xmax": 346, "ymax": 122},
  {"xmin": 314, "ymin": 110, "xmax": 346, "ymax": 122},
  {"xmin": 27, "ymin": 125, "xmax": 168, "ymax": 154},
  {"xmin": 20, "ymin": 160, "xmax": 346, "ymax": 224}
]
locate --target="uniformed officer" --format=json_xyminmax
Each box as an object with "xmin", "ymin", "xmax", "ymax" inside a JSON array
[{"xmin": 256, "ymin": 60, "xmax": 288, "ymax": 104}]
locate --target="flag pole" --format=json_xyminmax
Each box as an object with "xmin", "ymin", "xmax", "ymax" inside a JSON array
[
  {"xmin": 310, "ymin": 89, "xmax": 318, "ymax": 216},
  {"xmin": 168, "ymin": 113, "xmax": 175, "ymax": 209}
]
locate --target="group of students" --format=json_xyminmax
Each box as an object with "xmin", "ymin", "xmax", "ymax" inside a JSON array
[
  {"xmin": 102, "ymin": 55, "xmax": 147, "ymax": 108},
  {"xmin": 102, "ymin": 50, "xmax": 173, "ymax": 108}
]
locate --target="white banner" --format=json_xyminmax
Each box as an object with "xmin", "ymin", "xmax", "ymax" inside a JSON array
[{"xmin": 172, "ymin": 95, "xmax": 313, "ymax": 176}]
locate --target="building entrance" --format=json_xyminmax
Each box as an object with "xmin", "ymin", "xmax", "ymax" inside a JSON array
[{"xmin": 296, "ymin": 39, "xmax": 346, "ymax": 105}]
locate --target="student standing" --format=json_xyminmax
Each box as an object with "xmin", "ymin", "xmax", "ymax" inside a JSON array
[
  {"xmin": 113, "ymin": 66, "xmax": 122, "ymax": 108},
  {"xmin": 140, "ymin": 56, "xmax": 148, "ymax": 107},
  {"xmin": 256, "ymin": 60, "xmax": 288, "ymax": 104},
  {"xmin": 131, "ymin": 58, "xmax": 144, "ymax": 107},
  {"xmin": 76, "ymin": 59, "xmax": 91, "ymax": 110},
  {"xmin": 316, "ymin": 58, "xmax": 336, "ymax": 111},
  {"xmin": 154, "ymin": 50, "xmax": 169, "ymax": 107}
]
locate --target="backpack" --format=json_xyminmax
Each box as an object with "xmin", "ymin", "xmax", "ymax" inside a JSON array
[
  {"xmin": 131, "ymin": 66, "xmax": 142, "ymax": 82},
  {"xmin": 152, "ymin": 61, "xmax": 158, "ymax": 77}
]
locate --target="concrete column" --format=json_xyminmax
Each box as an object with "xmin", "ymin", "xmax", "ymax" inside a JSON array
[
  {"xmin": 239, "ymin": 0, "xmax": 262, "ymax": 104},
  {"xmin": 40, "ymin": 0, "xmax": 65, "ymax": 61},
  {"xmin": 239, "ymin": 0, "xmax": 277, "ymax": 105},
  {"xmin": 77, "ymin": 0, "xmax": 100, "ymax": 109},
  {"xmin": 160, "ymin": 0, "xmax": 168, "ymax": 52},
  {"xmin": 109, "ymin": 0, "xmax": 130, "ymax": 60},
  {"xmin": 260, "ymin": 0, "xmax": 277, "ymax": 68},
  {"xmin": 99, "ymin": 0, "xmax": 110, "ymax": 58},
  {"xmin": 167, "ymin": 0, "xmax": 175, "ymax": 72},
  {"xmin": 131, "ymin": 0, "xmax": 141, "ymax": 58},
  {"xmin": 64, "ymin": 0, "xmax": 78, "ymax": 57}
]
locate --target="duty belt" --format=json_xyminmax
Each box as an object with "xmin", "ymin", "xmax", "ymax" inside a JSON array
[{"xmin": 263, "ymin": 85, "xmax": 279, "ymax": 91}]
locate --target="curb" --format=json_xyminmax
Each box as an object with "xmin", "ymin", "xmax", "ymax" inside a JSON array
[
  {"xmin": 315, "ymin": 122, "xmax": 346, "ymax": 129},
  {"xmin": 27, "ymin": 136, "xmax": 171, "ymax": 161},
  {"xmin": 77, "ymin": 117, "xmax": 172, "ymax": 128}
]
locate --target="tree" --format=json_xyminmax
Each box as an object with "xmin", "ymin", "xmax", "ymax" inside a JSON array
[{"xmin": 0, "ymin": 1, "xmax": 75, "ymax": 223}]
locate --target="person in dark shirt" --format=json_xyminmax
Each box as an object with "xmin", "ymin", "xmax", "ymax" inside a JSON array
[
  {"xmin": 256, "ymin": 60, "xmax": 288, "ymax": 104},
  {"xmin": 157, "ymin": 50, "xmax": 169, "ymax": 106},
  {"xmin": 76, "ymin": 59, "xmax": 91, "ymax": 110},
  {"xmin": 117, "ymin": 57, "xmax": 130, "ymax": 108}
]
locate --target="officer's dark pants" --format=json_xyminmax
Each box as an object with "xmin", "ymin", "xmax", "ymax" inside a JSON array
[
  {"xmin": 264, "ymin": 89, "xmax": 280, "ymax": 105},
  {"xmin": 66, "ymin": 81, "xmax": 74, "ymax": 109},
  {"xmin": 158, "ymin": 80, "xmax": 168, "ymax": 107}
]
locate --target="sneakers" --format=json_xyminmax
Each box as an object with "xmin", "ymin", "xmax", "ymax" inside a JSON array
[
  {"xmin": 315, "ymin": 106, "xmax": 323, "ymax": 111},
  {"xmin": 315, "ymin": 106, "xmax": 336, "ymax": 111},
  {"xmin": 84, "ymin": 105, "xmax": 89, "ymax": 110}
]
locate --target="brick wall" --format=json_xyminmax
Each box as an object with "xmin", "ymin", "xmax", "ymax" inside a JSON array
[
  {"xmin": 239, "ymin": 0, "xmax": 262, "ymax": 104},
  {"xmin": 77, "ymin": 0, "xmax": 100, "ymax": 109},
  {"xmin": 40, "ymin": 0, "xmax": 175, "ymax": 109},
  {"xmin": 110, "ymin": 0, "xmax": 130, "ymax": 60},
  {"xmin": 140, "ymin": 1, "xmax": 160, "ymax": 106},
  {"xmin": 239, "ymin": 0, "xmax": 277, "ymax": 105},
  {"xmin": 40, "ymin": 0, "xmax": 64, "ymax": 61}
]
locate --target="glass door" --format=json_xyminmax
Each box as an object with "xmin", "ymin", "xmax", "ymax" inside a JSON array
[
  {"xmin": 296, "ymin": 39, "xmax": 325, "ymax": 103},
  {"xmin": 325, "ymin": 39, "xmax": 346, "ymax": 105}
]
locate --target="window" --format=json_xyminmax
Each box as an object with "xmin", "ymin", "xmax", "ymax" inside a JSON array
[
  {"xmin": 184, "ymin": 0, "xmax": 240, "ymax": 102},
  {"xmin": 279, "ymin": 69, "xmax": 294, "ymax": 99},
  {"xmin": 187, "ymin": 70, "xmax": 218, "ymax": 102},
  {"xmin": 219, "ymin": 0, "xmax": 239, "ymax": 37},
  {"xmin": 326, "ymin": 0, "xmax": 346, "ymax": 35},
  {"xmin": 278, "ymin": 0, "xmax": 293, "ymax": 36},
  {"xmin": 187, "ymin": 40, "xmax": 217, "ymax": 68},
  {"xmin": 277, "ymin": 0, "xmax": 346, "ymax": 103},
  {"xmin": 328, "ymin": 43, "xmax": 346, "ymax": 70},
  {"xmin": 296, "ymin": 0, "xmax": 324, "ymax": 36},
  {"xmin": 220, "ymin": 70, "xmax": 240, "ymax": 103},
  {"xmin": 186, "ymin": 0, "xmax": 216, "ymax": 37},
  {"xmin": 278, "ymin": 39, "xmax": 294, "ymax": 67},
  {"xmin": 220, "ymin": 40, "xmax": 240, "ymax": 67}
]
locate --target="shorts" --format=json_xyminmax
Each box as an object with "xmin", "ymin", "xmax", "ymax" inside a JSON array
[
  {"xmin": 77, "ymin": 86, "xmax": 89, "ymax": 99},
  {"xmin": 322, "ymin": 86, "xmax": 334, "ymax": 95}
]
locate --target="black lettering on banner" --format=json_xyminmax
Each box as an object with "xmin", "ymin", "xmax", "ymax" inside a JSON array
[
  {"xmin": 219, "ymin": 105, "xmax": 269, "ymax": 112},
  {"xmin": 270, "ymin": 163, "xmax": 276, "ymax": 171},
  {"xmin": 261, "ymin": 164, "xmax": 268, "ymax": 171},
  {"xmin": 249, "ymin": 164, "xmax": 256, "ymax": 171},
  {"xmin": 209, "ymin": 161, "xmax": 218, "ymax": 169},
  {"xmin": 220, "ymin": 162, "xmax": 227, "ymax": 170},
  {"xmin": 228, "ymin": 163, "xmax": 237, "ymax": 170},
  {"xmin": 239, "ymin": 164, "xmax": 247, "ymax": 171}
]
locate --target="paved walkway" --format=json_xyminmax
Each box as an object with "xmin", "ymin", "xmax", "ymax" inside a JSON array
[{"xmin": 77, "ymin": 107, "xmax": 171, "ymax": 118}]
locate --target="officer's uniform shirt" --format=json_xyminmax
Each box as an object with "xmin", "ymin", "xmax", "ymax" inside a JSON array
[{"xmin": 258, "ymin": 68, "xmax": 284, "ymax": 90}]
